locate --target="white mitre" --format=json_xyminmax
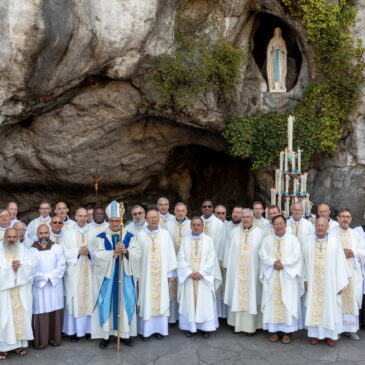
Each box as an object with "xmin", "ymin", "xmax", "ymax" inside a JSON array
[{"xmin": 105, "ymin": 200, "xmax": 121, "ymax": 219}]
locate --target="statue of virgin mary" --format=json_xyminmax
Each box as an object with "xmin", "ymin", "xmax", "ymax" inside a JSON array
[{"xmin": 267, "ymin": 27, "xmax": 287, "ymax": 92}]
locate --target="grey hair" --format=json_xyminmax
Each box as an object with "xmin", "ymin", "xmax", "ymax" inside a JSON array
[
  {"xmin": 175, "ymin": 202, "xmax": 186, "ymax": 208},
  {"xmin": 157, "ymin": 197, "xmax": 169, "ymax": 204},
  {"xmin": 131, "ymin": 205, "xmax": 145, "ymax": 213},
  {"xmin": 241, "ymin": 208, "xmax": 254, "ymax": 217},
  {"xmin": 214, "ymin": 204, "xmax": 226, "ymax": 211}
]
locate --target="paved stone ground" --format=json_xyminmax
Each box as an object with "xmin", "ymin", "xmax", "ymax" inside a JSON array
[{"xmin": 5, "ymin": 323, "xmax": 365, "ymax": 365}]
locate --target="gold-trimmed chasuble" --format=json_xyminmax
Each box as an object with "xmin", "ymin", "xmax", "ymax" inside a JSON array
[
  {"xmin": 190, "ymin": 238, "xmax": 202, "ymax": 308},
  {"xmin": 237, "ymin": 229, "xmax": 251, "ymax": 311},
  {"xmin": 271, "ymin": 238, "xmax": 286, "ymax": 323},
  {"xmin": 149, "ymin": 233, "xmax": 162, "ymax": 316},
  {"xmin": 309, "ymin": 239, "xmax": 327, "ymax": 326},
  {"xmin": 339, "ymin": 231, "xmax": 355, "ymax": 315}
]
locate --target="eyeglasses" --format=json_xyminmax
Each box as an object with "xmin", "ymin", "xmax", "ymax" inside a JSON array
[
  {"xmin": 339, "ymin": 215, "xmax": 351, "ymax": 219},
  {"xmin": 51, "ymin": 221, "xmax": 63, "ymax": 225},
  {"xmin": 215, "ymin": 212, "xmax": 225, "ymax": 215},
  {"xmin": 202, "ymin": 205, "xmax": 213, "ymax": 208},
  {"xmin": 132, "ymin": 212, "xmax": 143, "ymax": 216}
]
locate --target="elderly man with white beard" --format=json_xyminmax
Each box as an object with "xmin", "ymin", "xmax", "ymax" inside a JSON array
[
  {"xmin": 224, "ymin": 209, "xmax": 263, "ymax": 335},
  {"xmin": 177, "ymin": 217, "xmax": 221, "ymax": 338},
  {"xmin": 125, "ymin": 205, "xmax": 147, "ymax": 236},
  {"xmin": 166, "ymin": 202, "xmax": 191, "ymax": 324},
  {"xmin": 0, "ymin": 228, "xmax": 35, "ymax": 360}
]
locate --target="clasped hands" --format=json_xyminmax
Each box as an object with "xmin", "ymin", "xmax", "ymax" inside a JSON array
[
  {"xmin": 273, "ymin": 260, "xmax": 283, "ymax": 270},
  {"xmin": 190, "ymin": 272, "xmax": 202, "ymax": 280},
  {"xmin": 114, "ymin": 242, "xmax": 128, "ymax": 256},
  {"xmin": 12, "ymin": 260, "xmax": 21, "ymax": 271},
  {"xmin": 78, "ymin": 246, "xmax": 90, "ymax": 256},
  {"xmin": 344, "ymin": 248, "xmax": 354, "ymax": 259}
]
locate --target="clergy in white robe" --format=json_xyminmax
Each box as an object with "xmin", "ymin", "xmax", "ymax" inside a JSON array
[
  {"xmin": 129, "ymin": 209, "xmax": 177, "ymax": 339},
  {"xmin": 288, "ymin": 203, "xmax": 314, "ymax": 246},
  {"xmin": 303, "ymin": 218, "xmax": 349, "ymax": 346},
  {"xmin": 62, "ymin": 208, "xmax": 99, "ymax": 341},
  {"xmin": 214, "ymin": 205, "xmax": 227, "ymax": 224},
  {"xmin": 7, "ymin": 202, "xmax": 20, "ymax": 228},
  {"xmin": 88, "ymin": 207, "xmax": 108, "ymax": 232},
  {"xmin": 0, "ymin": 209, "xmax": 12, "ymax": 241},
  {"xmin": 0, "ymin": 229, "xmax": 35, "ymax": 358},
  {"xmin": 201, "ymin": 200, "xmax": 226, "ymax": 318},
  {"xmin": 177, "ymin": 217, "xmax": 221, "ymax": 337},
  {"xmin": 30, "ymin": 224, "xmax": 66, "ymax": 349},
  {"xmin": 157, "ymin": 197, "xmax": 175, "ymax": 228},
  {"xmin": 24, "ymin": 201, "xmax": 52, "ymax": 244},
  {"xmin": 125, "ymin": 205, "xmax": 147, "ymax": 236},
  {"xmin": 13, "ymin": 222, "xmax": 26, "ymax": 245},
  {"xmin": 259, "ymin": 215, "xmax": 302, "ymax": 344},
  {"xmin": 317, "ymin": 203, "xmax": 339, "ymax": 231},
  {"xmin": 165, "ymin": 202, "xmax": 191, "ymax": 324},
  {"xmin": 262, "ymin": 205, "xmax": 293, "ymax": 237},
  {"xmin": 224, "ymin": 209, "xmax": 263, "ymax": 334},
  {"xmin": 54, "ymin": 202, "xmax": 76, "ymax": 231},
  {"xmin": 253, "ymin": 201, "xmax": 269, "ymax": 229},
  {"xmin": 331, "ymin": 209, "xmax": 365, "ymax": 339},
  {"xmin": 91, "ymin": 201, "xmax": 137, "ymax": 348}
]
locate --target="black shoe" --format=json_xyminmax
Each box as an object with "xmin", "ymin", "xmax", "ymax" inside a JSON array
[
  {"xmin": 154, "ymin": 333, "xmax": 163, "ymax": 340},
  {"xmin": 85, "ymin": 334, "xmax": 91, "ymax": 340},
  {"xmin": 99, "ymin": 339, "xmax": 110, "ymax": 349},
  {"xmin": 246, "ymin": 332, "xmax": 255, "ymax": 337},
  {"xmin": 186, "ymin": 331, "xmax": 193, "ymax": 337},
  {"xmin": 70, "ymin": 334, "xmax": 79, "ymax": 343},
  {"xmin": 202, "ymin": 332, "xmax": 210, "ymax": 338},
  {"xmin": 120, "ymin": 338, "xmax": 134, "ymax": 347},
  {"xmin": 141, "ymin": 336, "xmax": 149, "ymax": 342}
]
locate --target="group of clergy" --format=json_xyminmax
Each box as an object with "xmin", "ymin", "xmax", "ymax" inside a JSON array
[{"xmin": 0, "ymin": 198, "xmax": 365, "ymax": 360}]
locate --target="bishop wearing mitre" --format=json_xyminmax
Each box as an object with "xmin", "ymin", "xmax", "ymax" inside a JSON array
[{"xmin": 91, "ymin": 201, "xmax": 137, "ymax": 349}]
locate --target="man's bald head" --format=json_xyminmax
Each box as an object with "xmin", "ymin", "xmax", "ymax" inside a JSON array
[
  {"xmin": 75, "ymin": 207, "xmax": 88, "ymax": 228},
  {"xmin": 37, "ymin": 224, "xmax": 50, "ymax": 242},
  {"xmin": 315, "ymin": 217, "xmax": 329, "ymax": 238},
  {"xmin": 55, "ymin": 201, "xmax": 69, "ymax": 219}
]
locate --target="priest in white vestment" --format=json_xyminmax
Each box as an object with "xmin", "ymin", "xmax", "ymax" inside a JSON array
[
  {"xmin": 225, "ymin": 206, "xmax": 243, "ymax": 234},
  {"xmin": 331, "ymin": 209, "xmax": 365, "ymax": 340},
  {"xmin": 125, "ymin": 205, "xmax": 147, "ymax": 236},
  {"xmin": 200, "ymin": 200, "xmax": 226, "ymax": 318},
  {"xmin": 224, "ymin": 209, "xmax": 263, "ymax": 334},
  {"xmin": 7, "ymin": 202, "xmax": 20, "ymax": 227},
  {"xmin": 214, "ymin": 205, "xmax": 228, "ymax": 225},
  {"xmin": 54, "ymin": 201, "xmax": 76, "ymax": 231},
  {"xmin": 157, "ymin": 197, "xmax": 175, "ymax": 228},
  {"xmin": 88, "ymin": 207, "xmax": 108, "ymax": 232},
  {"xmin": 0, "ymin": 209, "xmax": 12, "ymax": 241},
  {"xmin": 177, "ymin": 217, "xmax": 221, "ymax": 338},
  {"xmin": 62, "ymin": 208, "xmax": 99, "ymax": 341},
  {"xmin": 24, "ymin": 201, "xmax": 52, "ymax": 244},
  {"xmin": 0, "ymin": 229, "xmax": 35, "ymax": 359},
  {"xmin": 288, "ymin": 203, "xmax": 314, "ymax": 246},
  {"xmin": 253, "ymin": 201, "xmax": 269, "ymax": 229},
  {"xmin": 303, "ymin": 218, "xmax": 349, "ymax": 346},
  {"xmin": 262, "ymin": 205, "xmax": 292, "ymax": 237},
  {"xmin": 13, "ymin": 222, "xmax": 26, "ymax": 245},
  {"xmin": 91, "ymin": 201, "xmax": 137, "ymax": 348},
  {"xmin": 259, "ymin": 215, "xmax": 302, "ymax": 344},
  {"xmin": 48, "ymin": 216, "xmax": 66, "ymax": 245},
  {"xmin": 317, "ymin": 203, "xmax": 339, "ymax": 231},
  {"xmin": 30, "ymin": 224, "xmax": 66, "ymax": 349},
  {"xmin": 129, "ymin": 209, "xmax": 177, "ymax": 340},
  {"xmin": 165, "ymin": 202, "xmax": 191, "ymax": 324}
]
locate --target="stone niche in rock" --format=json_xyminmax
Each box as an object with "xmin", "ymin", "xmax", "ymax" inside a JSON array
[{"xmin": 250, "ymin": 12, "xmax": 303, "ymax": 111}]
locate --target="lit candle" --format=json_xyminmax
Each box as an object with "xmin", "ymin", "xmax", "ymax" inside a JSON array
[
  {"xmin": 271, "ymin": 188, "xmax": 276, "ymax": 205},
  {"xmin": 280, "ymin": 151, "xmax": 284, "ymax": 172},
  {"xmin": 285, "ymin": 175, "xmax": 290, "ymax": 195},
  {"xmin": 297, "ymin": 148, "xmax": 301, "ymax": 173},
  {"xmin": 287, "ymin": 115, "xmax": 294, "ymax": 152},
  {"xmin": 284, "ymin": 148, "xmax": 288, "ymax": 173},
  {"xmin": 292, "ymin": 178, "xmax": 298, "ymax": 195},
  {"xmin": 291, "ymin": 151, "xmax": 296, "ymax": 173},
  {"xmin": 303, "ymin": 173, "xmax": 307, "ymax": 194},
  {"xmin": 301, "ymin": 198, "xmax": 306, "ymax": 213}
]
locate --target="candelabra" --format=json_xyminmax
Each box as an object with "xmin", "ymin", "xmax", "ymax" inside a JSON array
[{"xmin": 270, "ymin": 115, "xmax": 313, "ymax": 218}]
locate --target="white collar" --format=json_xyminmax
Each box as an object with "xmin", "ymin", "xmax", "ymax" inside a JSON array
[
  {"xmin": 51, "ymin": 230, "xmax": 63, "ymax": 238},
  {"xmin": 90, "ymin": 220, "xmax": 107, "ymax": 227},
  {"xmin": 274, "ymin": 233, "xmax": 286, "ymax": 240},
  {"xmin": 175, "ymin": 217, "xmax": 189, "ymax": 225},
  {"xmin": 74, "ymin": 224, "xmax": 88, "ymax": 233},
  {"xmin": 339, "ymin": 226, "xmax": 350, "ymax": 232},
  {"xmin": 289, "ymin": 216, "xmax": 303, "ymax": 224},
  {"xmin": 40, "ymin": 215, "xmax": 51, "ymax": 222},
  {"xmin": 240, "ymin": 225, "xmax": 254, "ymax": 232},
  {"xmin": 255, "ymin": 216, "xmax": 265, "ymax": 221},
  {"xmin": 133, "ymin": 220, "xmax": 146, "ymax": 230},
  {"xmin": 0, "ymin": 224, "xmax": 12, "ymax": 231},
  {"xmin": 191, "ymin": 232, "xmax": 204, "ymax": 239},
  {"xmin": 159, "ymin": 213, "xmax": 170, "ymax": 219},
  {"xmin": 201, "ymin": 214, "xmax": 215, "ymax": 223},
  {"xmin": 145, "ymin": 226, "xmax": 160, "ymax": 234},
  {"xmin": 316, "ymin": 234, "xmax": 328, "ymax": 242}
]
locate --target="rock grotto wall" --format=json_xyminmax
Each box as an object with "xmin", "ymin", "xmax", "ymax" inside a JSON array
[{"xmin": 0, "ymin": 0, "xmax": 364, "ymax": 224}]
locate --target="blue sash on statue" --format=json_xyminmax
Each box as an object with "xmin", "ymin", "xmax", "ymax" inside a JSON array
[
  {"xmin": 97, "ymin": 231, "xmax": 136, "ymax": 329},
  {"xmin": 274, "ymin": 49, "xmax": 280, "ymax": 82}
]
